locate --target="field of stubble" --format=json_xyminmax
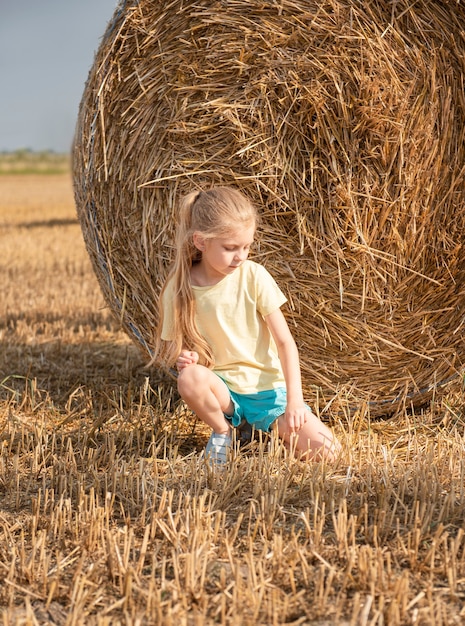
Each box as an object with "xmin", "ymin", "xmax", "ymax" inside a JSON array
[{"xmin": 1, "ymin": 171, "xmax": 465, "ymax": 625}]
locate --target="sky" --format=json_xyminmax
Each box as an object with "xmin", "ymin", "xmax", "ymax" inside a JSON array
[{"xmin": 0, "ymin": 0, "xmax": 121, "ymax": 153}]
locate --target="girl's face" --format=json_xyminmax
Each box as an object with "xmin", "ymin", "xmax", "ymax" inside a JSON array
[{"xmin": 193, "ymin": 223, "xmax": 255, "ymax": 284}]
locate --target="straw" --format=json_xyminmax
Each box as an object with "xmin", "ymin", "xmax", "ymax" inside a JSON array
[{"xmin": 72, "ymin": 0, "xmax": 465, "ymax": 415}]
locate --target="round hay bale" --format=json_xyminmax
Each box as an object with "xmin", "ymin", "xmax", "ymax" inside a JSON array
[{"xmin": 72, "ymin": 0, "xmax": 465, "ymax": 415}]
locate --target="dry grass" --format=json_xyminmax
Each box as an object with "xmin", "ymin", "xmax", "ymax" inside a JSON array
[{"xmin": 2, "ymin": 174, "xmax": 465, "ymax": 624}]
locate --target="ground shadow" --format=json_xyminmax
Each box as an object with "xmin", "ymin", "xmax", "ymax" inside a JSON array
[{"xmin": 0, "ymin": 308, "xmax": 175, "ymax": 406}]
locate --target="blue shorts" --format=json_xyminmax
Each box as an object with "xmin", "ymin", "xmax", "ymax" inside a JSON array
[{"xmin": 224, "ymin": 386, "xmax": 288, "ymax": 432}]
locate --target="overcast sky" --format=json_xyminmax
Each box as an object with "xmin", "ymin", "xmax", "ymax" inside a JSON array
[{"xmin": 0, "ymin": 0, "xmax": 120, "ymax": 153}]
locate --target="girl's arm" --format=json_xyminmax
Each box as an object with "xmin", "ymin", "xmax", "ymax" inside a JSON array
[{"xmin": 265, "ymin": 308, "xmax": 308, "ymax": 432}]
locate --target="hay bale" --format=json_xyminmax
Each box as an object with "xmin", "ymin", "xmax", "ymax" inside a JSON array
[{"xmin": 72, "ymin": 0, "xmax": 465, "ymax": 415}]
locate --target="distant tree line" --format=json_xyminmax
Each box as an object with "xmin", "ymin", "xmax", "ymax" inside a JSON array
[{"xmin": 0, "ymin": 149, "xmax": 70, "ymax": 174}]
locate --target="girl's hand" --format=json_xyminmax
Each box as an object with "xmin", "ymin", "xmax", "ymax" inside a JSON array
[
  {"xmin": 176, "ymin": 350, "xmax": 199, "ymax": 371},
  {"xmin": 285, "ymin": 402, "xmax": 309, "ymax": 433}
]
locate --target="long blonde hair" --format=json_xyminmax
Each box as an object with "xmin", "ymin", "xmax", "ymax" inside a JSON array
[{"xmin": 153, "ymin": 186, "xmax": 257, "ymax": 369}]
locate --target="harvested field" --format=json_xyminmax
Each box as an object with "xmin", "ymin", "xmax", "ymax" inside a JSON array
[{"xmin": 1, "ymin": 172, "xmax": 465, "ymax": 624}]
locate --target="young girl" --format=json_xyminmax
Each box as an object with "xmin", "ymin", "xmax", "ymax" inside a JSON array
[{"xmin": 153, "ymin": 186, "xmax": 340, "ymax": 465}]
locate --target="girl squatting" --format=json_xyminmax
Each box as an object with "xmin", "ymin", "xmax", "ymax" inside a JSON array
[{"xmin": 153, "ymin": 186, "xmax": 340, "ymax": 465}]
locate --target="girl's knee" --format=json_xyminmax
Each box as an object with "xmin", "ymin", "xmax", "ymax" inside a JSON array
[
  {"xmin": 278, "ymin": 414, "xmax": 340, "ymax": 462},
  {"xmin": 177, "ymin": 364, "xmax": 209, "ymax": 398}
]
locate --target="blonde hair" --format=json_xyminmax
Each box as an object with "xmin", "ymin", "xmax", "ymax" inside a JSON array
[{"xmin": 153, "ymin": 186, "xmax": 257, "ymax": 370}]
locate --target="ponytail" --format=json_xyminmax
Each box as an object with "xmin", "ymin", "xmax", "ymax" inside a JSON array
[{"xmin": 151, "ymin": 186, "xmax": 256, "ymax": 370}]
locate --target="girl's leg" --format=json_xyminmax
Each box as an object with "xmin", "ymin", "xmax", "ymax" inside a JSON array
[
  {"xmin": 177, "ymin": 364, "xmax": 233, "ymax": 434},
  {"xmin": 276, "ymin": 411, "xmax": 341, "ymax": 462}
]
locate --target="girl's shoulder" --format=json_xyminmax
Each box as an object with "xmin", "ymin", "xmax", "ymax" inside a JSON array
[
  {"xmin": 242, "ymin": 259, "xmax": 273, "ymax": 279},
  {"xmin": 243, "ymin": 259, "xmax": 263, "ymax": 272},
  {"xmin": 240, "ymin": 260, "xmax": 280, "ymax": 291}
]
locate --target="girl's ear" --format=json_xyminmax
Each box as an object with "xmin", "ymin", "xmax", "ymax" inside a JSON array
[{"xmin": 192, "ymin": 231, "xmax": 205, "ymax": 251}]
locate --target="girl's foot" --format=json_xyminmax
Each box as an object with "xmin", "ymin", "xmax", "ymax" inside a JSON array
[{"xmin": 205, "ymin": 431, "xmax": 232, "ymax": 466}]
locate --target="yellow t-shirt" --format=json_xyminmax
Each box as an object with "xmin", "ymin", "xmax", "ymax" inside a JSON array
[{"xmin": 161, "ymin": 260, "xmax": 287, "ymax": 394}]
